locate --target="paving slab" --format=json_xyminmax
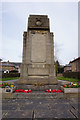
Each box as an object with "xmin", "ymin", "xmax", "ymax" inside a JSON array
[
  {"xmin": 2, "ymin": 110, "xmax": 32, "ymax": 118},
  {"xmin": 1, "ymin": 79, "xmax": 80, "ymax": 119},
  {"xmin": 1, "ymin": 97, "xmax": 80, "ymax": 119}
]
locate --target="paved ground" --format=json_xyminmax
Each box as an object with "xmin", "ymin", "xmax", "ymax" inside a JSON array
[
  {"xmin": 1, "ymin": 95, "xmax": 80, "ymax": 119},
  {"xmin": 1, "ymin": 79, "xmax": 80, "ymax": 119},
  {"xmin": 0, "ymin": 79, "xmax": 18, "ymax": 83}
]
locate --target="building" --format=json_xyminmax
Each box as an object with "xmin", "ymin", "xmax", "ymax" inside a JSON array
[
  {"xmin": 64, "ymin": 64, "xmax": 72, "ymax": 72},
  {"xmin": 1, "ymin": 60, "xmax": 21, "ymax": 73},
  {"xmin": 70, "ymin": 57, "xmax": 80, "ymax": 72},
  {"xmin": 2, "ymin": 62, "xmax": 17, "ymax": 73},
  {"xmin": 10, "ymin": 62, "xmax": 21, "ymax": 73},
  {"xmin": 64, "ymin": 57, "xmax": 80, "ymax": 72}
]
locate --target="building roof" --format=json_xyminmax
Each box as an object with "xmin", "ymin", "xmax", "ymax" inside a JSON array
[
  {"xmin": 2, "ymin": 63, "xmax": 15, "ymax": 67},
  {"xmin": 0, "ymin": 69, "xmax": 8, "ymax": 72},
  {"xmin": 2, "ymin": 62, "xmax": 21, "ymax": 67},
  {"xmin": 10, "ymin": 62, "xmax": 21, "ymax": 67},
  {"xmin": 70, "ymin": 57, "xmax": 80, "ymax": 63},
  {"xmin": 64, "ymin": 64, "xmax": 71, "ymax": 67}
]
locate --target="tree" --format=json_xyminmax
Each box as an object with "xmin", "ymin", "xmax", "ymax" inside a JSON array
[{"xmin": 55, "ymin": 60, "xmax": 64, "ymax": 75}]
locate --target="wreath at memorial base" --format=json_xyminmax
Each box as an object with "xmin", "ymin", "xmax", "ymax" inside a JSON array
[
  {"xmin": 45, "ymin": 89, "xmax": 63, "ymax": 93},
  {"xmin": 14, "ymin": 89, "xmax": 32, "ymax": 93}
]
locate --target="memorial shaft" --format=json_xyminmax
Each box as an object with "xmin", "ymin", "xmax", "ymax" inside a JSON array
[{"xmin": 18, "ymin": 15, "xmax": 58, "ymax": 84}]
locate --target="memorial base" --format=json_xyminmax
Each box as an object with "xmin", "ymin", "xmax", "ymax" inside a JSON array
[{"xmin": 18, "ymin": 76, "xmax": 58, "ymax": 85}]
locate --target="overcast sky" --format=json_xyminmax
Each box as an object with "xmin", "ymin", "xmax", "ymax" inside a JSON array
[{"xmin": 1, "ymin": 1, "xmax": 78, "ymax": 65}]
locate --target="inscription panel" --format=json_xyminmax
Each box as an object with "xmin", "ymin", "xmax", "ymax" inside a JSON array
[
  {"xmin": 28, "ymin": 68, "xmax": 49, "ymax": 75},
  {"xmin": 31, "ymin": 33, "xmax": 46, "ymax": 62}
]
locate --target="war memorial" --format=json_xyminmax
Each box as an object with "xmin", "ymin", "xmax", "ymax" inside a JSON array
[
  {"xmin": 18, "ymin": 15, "xmax": 58, "ymax": 85},
  {"xmin": 1, "ymin": 15, "xmax": 80, "ymax": 119}
]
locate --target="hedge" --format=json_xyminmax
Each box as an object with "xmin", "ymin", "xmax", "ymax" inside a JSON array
[
  {"xmin": 2, "ymin": 73, "xmax": 20, "ymax": 78},
  {"xmin": 9, "ymin": 70, "xmax": 18, "ymax": 73},
  {"xmin": 63, "ymin": 72, "xmax": 80, "ymax": 79}
]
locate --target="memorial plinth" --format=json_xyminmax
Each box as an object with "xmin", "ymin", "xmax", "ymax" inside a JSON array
[{"xmin": 18, "ymin": 15, "xmax": 58, "ymax": 85}]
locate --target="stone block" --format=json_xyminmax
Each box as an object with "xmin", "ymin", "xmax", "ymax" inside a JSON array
[
  {"xmin": 18, "ymin": 15, "xmax": 58, "ymax": 85},
  {"xmin": 61, "ymin": 86, "xmax": 80, "ymax": 94},
  {"xmin": 2, "ymin": 93, "xmax": 13, "ymax": 99}
]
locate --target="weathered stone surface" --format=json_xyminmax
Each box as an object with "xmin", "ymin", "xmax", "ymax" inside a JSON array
[
  {"xmin": 31, "ymin": 33, "xmax": 46, "ymax": 62},
  {"xmin": 16, "ymin": 84, "xmax": 60, "ymax": 91},
  {"xmin": 18, "ymin": 15, "xmax": 58, "ymax": 85},
  {"xmin": 28, "ymin": 15, "xmax": 49, "ymax": 30},
  {"xmin": 2, "ymin": 97, "xmax": 80, "ymax": 118},
  {"xmin": 2, "ymin": 93, "xmax": 13, "ymax": 99},
  {"xmin": 61, "ymin": 86, "xmax": 80, "ymax": 93}
]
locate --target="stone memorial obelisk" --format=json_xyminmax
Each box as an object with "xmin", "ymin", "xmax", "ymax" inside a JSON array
[{"xmin": 18, "ymin": 15, "xmax": 58, "ymax": 84}]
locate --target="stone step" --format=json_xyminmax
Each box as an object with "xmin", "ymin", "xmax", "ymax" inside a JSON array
[
  {"xmin": 15, "ymin": 84, "xmax": 61, "ymax": 91},
  {"xmin": 13, "ymin": 92, "xmax": 64, "ymax": 99},
  {"xmin": 2, "ymin": 91, "xmax": 79, "ymax": 99}
]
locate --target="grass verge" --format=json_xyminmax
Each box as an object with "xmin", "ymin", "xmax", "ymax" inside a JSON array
[
  {"xmin": 57, "ymin": 76, "xmax": 79, "ymax": 82},
  {"xmin": 0, "ymin": 77, "xmax": 19, "ymax": 81}
]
